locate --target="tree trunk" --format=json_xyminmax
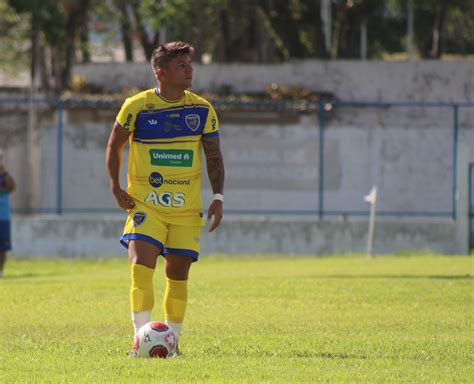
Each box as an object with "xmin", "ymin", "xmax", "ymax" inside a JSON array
[
  {"xmin": 38, "ymin": 43, "xmax": 51, "ymax": 92},
  {"xmin": 331, "ymin": 4, "xmax": 347, "ymax": 58},
  {"xmin": 130, "ymin": 0, "xmax": 153, "ymax": 61},
  {"xmin": 312, "ymin": 2, "xmax": 330, "ymax": 58},
  {"xmin": 430, "ymin": 2, "xmax": 448, "ymax": 58},
  {"xmin": 217, "ymin": 8, "xmax": 230, "ymax": 62},
  {"xmin": 79, "ymin": 8, "xmax": 91, "ymax": 63},
  {"xmin": 115, "ymin": 0, "xmax": 133, "ymax": 62}
]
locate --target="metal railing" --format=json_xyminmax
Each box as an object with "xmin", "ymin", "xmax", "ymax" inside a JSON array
[{"xmin": 1, "ymin": 97, "xmax": 472, "ymax": 219}]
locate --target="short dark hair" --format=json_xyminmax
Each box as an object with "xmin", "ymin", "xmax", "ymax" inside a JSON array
[{"xmin": 151, "ymin": 41, "xmax": 195, "ymax": 70}]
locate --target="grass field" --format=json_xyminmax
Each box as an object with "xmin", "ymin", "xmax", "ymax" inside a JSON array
[{"xmin": 1, "ymin": 254, "xmax": 472, "ymax": 383}]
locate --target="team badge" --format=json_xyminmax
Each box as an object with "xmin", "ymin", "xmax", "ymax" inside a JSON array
[
  {"xmin": 133, "ymin": 212, "xmax": 146, "ymax": 227},
  {"xmin": 185, "ymin": 114, "xmax": 200, "ymax": 131}
]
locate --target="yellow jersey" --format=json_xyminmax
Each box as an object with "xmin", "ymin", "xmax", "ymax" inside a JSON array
[{"xmin": 116, "ymin": 88, "xmax": 219, "ymax": 226}]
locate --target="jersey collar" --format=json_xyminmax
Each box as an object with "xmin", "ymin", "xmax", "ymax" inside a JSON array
[{"xmin": 155, "ymin": 88, "xmax": 185, "ymax": 103}]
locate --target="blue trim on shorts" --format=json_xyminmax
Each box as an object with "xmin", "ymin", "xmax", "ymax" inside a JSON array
[
  {"xmin": 120, "ymin": 233, "xmax": 164, "ymax": 252},
  {"xmin": 164, "ymin": 247, "xmax": 199, "ymax": 262}
]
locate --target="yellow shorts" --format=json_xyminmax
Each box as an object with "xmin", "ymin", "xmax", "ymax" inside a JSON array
[{"xmin": 120, "ymin": 205, "xmax": 202, "ymax": 262}]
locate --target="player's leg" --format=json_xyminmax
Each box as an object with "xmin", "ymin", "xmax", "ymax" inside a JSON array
[
  {"xmin": 0, "ymin": 220, "xmax": 11, "ymax": 278},
  {"xmin": 128, "ymin": 240, "xmax": 161, "ymax": 335},
  {"xmin": 163, "ymin": 224, "xmax": 200, "ymax": 340},
  {"xmin": 0, "ymin": 251, "xmax": 5, "ymax": 278},
  {"xmin": 120, "ymin": 207, "xmax": 168, "ymax": 338},
  {"xmin": 163, "ymin": 254, "xmax": 192, "ymax": 344}
]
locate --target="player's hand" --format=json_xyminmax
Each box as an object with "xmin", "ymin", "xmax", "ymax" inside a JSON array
[
  {"xmin": 207, "ymin": 200, "xmax": 223, "ymax": 232},
  {"xmin": 113, "ymin": 188, "xmax": 136, "ymax": 211}
]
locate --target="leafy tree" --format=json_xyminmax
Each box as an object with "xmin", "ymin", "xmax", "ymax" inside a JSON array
[
  {"xmin": 1, "ymin": 0, "xmax": 474, "ymax": 93},
  {"xmin": 8, "ymin": 0, "xmax": 91, "ymax": 93},
  {"xmin": 0, "ymin": 0, "xmax": 29, "ymax": 75},
  {"xmin": 443, "ymin": 2, "xmax": 474, "ymax": 56},
  {"xmin": 389, "ymin": 0, "xmax": 474, "ymax": 59},
  {"xmin": 255, "ymin": 0, "xmax": 333, "ymax": 59}
]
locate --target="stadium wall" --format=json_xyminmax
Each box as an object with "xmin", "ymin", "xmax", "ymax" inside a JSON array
[
  {"xmin": 5, "ymin": 107, "xmax": 472, "ymax": 256},
  {"xmin": 3, "ymin": 60, "xmax": 474, "ymax": 256},
  {"xmin": 73, "ymin": 61, "xmax": 474, "ymax": 102},
  {"xmin": 4, "ymin": 108, "xmax": 474, "ymax": 214},
  {"xmin": 11, "ymin": 215, "xmax": 457, "ymax": 257}
]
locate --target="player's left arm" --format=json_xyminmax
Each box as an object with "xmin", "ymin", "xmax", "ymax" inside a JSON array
[{"xmin": 202, "ymin": 134, "xmax": 225, "ymax": 232}]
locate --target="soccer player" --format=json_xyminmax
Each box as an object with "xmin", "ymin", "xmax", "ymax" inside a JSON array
[
  {"xmin": 106, "ymin": 41, "xmax": 225, "ymax": 356},
  {"xmin": 0, "ymin": 149, "xmax": 16, "ymax": 278}
]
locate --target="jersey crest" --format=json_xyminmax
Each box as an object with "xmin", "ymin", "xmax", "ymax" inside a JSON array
[{"xmin": 185, "ymin": 114, "xmax": 200, "ymax": 131}]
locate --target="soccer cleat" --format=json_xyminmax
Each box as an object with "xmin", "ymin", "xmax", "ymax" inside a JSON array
[{"xmin": 169, "ymin": 346, "xmax": 183, "ymax": 358}]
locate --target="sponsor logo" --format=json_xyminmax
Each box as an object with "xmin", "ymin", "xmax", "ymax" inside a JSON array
[
  {"xmin": 146, "ymin": 103, "xmax": 155, "ymax": 110},
  {"xmin": 123, "ymin": 113, "xmax": 133, "ymax": 131},
  {"xmin": 148, "ymin": 172, "xmax": 190, "ymax": 188},
  {"xmin": 164, "ymin": 121, "xmax": 182, "ymax": 133},
  {"xmin": 149, "ymin": 172, "xmax": 164, "ymax": 188},
  {"xmin": 133, "ymin": 212, "xmax": 146, "ymax": 226},
  {"xmin": 185, "ymin": 114, "xmax": 200, "ymax": 131},
  {"xmin": 167, "ymin": 113, "xmax": 180, "ymax": 118},
  {"xmin": 148, "ymin": 119, "xmax": 158, "ymax": 125},
  {"xmin": 150, "ymin": 149, "xmax": 193, "ymax": 167},
  {"xmin": 145, "ymin": 191, "xmax": 185, "ymax": 208}
]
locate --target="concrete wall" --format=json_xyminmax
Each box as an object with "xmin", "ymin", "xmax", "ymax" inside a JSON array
[
  {"xmin": 3, "ymin": 107, "xmax": 473, "ymax": 215},
  {"xmin": 74, "ymin": 61, "xmax": 474, "ymax": 102},
  {"xmin": 2, "ymin": 60, "xmax": 473, "ymax": 255},
  {"xmin": 11, "ymin": 215, "xmax": 457, "ymax": 257}
]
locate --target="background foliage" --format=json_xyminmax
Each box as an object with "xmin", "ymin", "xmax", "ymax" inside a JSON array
[{"xmin": 1, "ymin": 0, "xmax": 473, "ymax": 92}]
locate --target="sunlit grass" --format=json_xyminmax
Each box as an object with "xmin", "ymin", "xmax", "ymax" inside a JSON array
[{"xmin": 1, "ymin": 254, "xmax": 472, "ymax": 383}]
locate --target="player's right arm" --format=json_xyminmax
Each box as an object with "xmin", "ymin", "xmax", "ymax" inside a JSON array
[{"xmin": 106, "ymin": 122, "xmax": 135, "ymax": 211}]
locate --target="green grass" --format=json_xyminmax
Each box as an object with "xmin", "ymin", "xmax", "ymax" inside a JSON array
[{"xmin": 1, "ymin": 254, "xmax": 473, "ymax": 383}]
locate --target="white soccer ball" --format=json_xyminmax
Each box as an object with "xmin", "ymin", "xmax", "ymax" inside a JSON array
[{"xmin": 135, "ymin": 321, "xmax": 178, "ymax": 358}]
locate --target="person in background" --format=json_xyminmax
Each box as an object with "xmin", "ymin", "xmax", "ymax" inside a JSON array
[{"xmin": 0, "ymin": 149, "xmax": 16, "ymax": 278}]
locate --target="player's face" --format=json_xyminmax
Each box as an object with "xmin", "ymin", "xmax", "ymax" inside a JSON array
[{"xmin": 161, "ymin": 54, "xmax": 193, "ymax": 90}]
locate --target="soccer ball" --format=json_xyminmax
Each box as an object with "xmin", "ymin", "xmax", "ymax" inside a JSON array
[{"xmin": 135, "ymin": 321, "xmax": 178, "ymax": 358}]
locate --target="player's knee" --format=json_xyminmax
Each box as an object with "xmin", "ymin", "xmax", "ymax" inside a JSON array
[
  {"xmin": 165, "ymin": 254, "xmax": 192, "ymax": 280},
  {"xmin": 128, "ymin": 240, "xmax": 161, "ymax": 268}
]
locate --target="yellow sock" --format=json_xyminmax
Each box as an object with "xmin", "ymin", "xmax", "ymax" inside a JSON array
[
  {"xmin": 130, "ymin": 264, "xmax": 155, "ymax": 312},
  {"xmin": 163, "ymin": 278, "xmax": 188, "ymax": 336}
]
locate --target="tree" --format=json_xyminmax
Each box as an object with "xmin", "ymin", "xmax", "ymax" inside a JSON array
[
  {"xmin": 389, "ymin": 0, "xmax": 474, "ymax": 59},
  {"xmin": 258, "ymin": 0, "xmax": 331, "ymax": 60},
  {"xmin": 0, "ymin": 0, "xmax": 29, "ymax": 75},
  {"xmin": 8, "ymin": 0, "xmax": 91, "ymax": 93},
  {"xmin": 115, "ymin": 0, "xmax": 134, "ymax": 62}
]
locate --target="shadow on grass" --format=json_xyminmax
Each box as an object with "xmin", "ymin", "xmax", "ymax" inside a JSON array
[
  {"xmin": 314, "ymin": 274, "xmax": 472, "ymax": 280},
  {"xmin": 0, "ymin": 272, "xmax": 63, "ymax": 280},
  {"xmin": 293, "ymin": 351, "xmax": 369, "ymax": 359}
]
